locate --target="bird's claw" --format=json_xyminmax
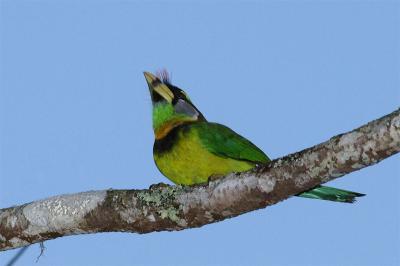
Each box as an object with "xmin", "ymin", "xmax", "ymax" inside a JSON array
[
  {"xmin": 207, "ymin": 174, "xmax": 223, "ymax": 183},
  {"xmin": 149, "ymin": 182, "xmax": 171, "ymax": 190}
]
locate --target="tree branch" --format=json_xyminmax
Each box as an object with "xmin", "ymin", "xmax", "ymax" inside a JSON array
[{"xmin": 1, "ymin": 109, "xmax": 399, "ymax": 251}]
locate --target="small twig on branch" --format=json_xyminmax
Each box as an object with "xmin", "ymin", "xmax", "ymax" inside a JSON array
[
  {"xmin": 5, "ymin": 246, "xmax": 28, "ymax": 266},
  {"xmin": 0, "ymin": 109, "xmax": 399, "ymax": 252}
]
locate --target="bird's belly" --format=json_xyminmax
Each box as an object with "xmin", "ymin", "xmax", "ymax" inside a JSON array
[{"xmin": 154, "ymin": 136, "xmax": 255, "ymax": 185}]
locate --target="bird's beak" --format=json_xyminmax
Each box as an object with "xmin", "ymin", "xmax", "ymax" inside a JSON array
[
  {"xmin": 143, "ymin": 71, "xmax": 157, "ymax": 86},
  {"xmin": 143, "ymin": 71, "xmax": 174, "ymax": 103}
]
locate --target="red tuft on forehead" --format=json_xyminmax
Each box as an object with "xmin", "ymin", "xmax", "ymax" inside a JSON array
[{"xmin": 156, "ymin": 69, "xmax": 171, "ymax": 84}]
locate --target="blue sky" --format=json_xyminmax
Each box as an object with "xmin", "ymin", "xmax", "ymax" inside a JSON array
[{"xmin": 1, "ymin": 1, "xmax": 399, "ymax": 265}]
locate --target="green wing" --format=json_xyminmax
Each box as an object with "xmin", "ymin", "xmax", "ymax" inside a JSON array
[{"xmin": 193, "ymin": 122, "xmax": 270, "ymax": 163}]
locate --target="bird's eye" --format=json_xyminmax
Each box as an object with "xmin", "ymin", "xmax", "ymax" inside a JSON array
[{"xmin": 180, "ymin": 90, "xmax": 190, "ymax": 101}]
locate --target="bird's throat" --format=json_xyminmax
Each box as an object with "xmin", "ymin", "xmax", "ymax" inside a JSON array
[
  {"xmin": 152, "ymin": 103, "xmax": 198, "ymax": 139},
  {"xmin": 154, "ymin": 119, "xmax": 189, "ymax": 140}
]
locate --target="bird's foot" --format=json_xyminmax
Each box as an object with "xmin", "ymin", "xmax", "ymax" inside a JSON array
[
  {"xmin": 207, "ymin": 174, "xmax": 224, "ymax": 183},
  {"xmin": 149, "ymin": 182, "xmax": 171, "ymax": 190}
]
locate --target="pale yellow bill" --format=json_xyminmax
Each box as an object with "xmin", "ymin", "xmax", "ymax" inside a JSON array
[{"xmin": 144, "ymin": 71, "xmax": 174, "ymax": 103}]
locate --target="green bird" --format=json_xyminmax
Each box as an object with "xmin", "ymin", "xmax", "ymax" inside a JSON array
[{"xmin": 144, "ymin": 71, "xmax": 365, "ymax": 203}]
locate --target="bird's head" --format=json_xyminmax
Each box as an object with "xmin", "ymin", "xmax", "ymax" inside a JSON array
[{"xmin": 144, "ymin": 71, "xmax": 205, "ymax": 139}]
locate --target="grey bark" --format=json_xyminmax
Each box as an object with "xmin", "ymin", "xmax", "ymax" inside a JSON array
[{"xmin": 1, "ymin": 109, "xmax": 399, "ymax": 252}]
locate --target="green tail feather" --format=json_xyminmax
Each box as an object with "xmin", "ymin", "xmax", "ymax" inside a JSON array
[{"xmin": 297, "ymin": 185, "xmax": 365, "ymax": 203}]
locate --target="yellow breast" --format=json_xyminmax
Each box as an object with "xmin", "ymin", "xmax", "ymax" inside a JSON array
[{"xmin": 153, "ymin": 129, "xmax": 255, "ymax": 185}]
